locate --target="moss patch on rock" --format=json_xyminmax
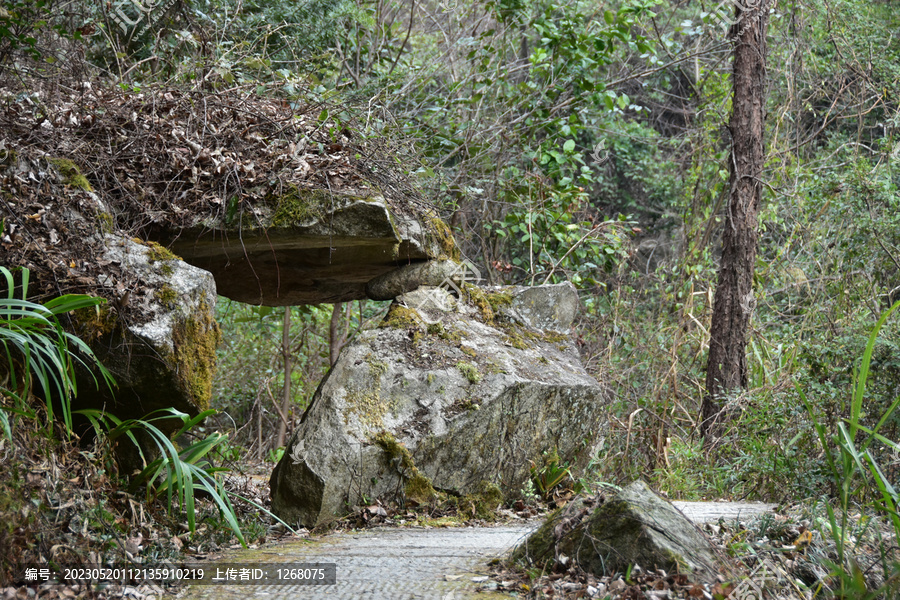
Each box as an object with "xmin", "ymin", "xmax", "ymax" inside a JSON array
[
  {"xmin": 97, "ymin": 212, "xmax": 114, "ymax": 233},
  {"xmin": 145, "ymin": 241, "xmax": 180, "ymax": 263},
  {"xmin": 427, "ymin": 216, "xmax": 460, "ymax": 261},
  {"xmin": 462, "ymin": 283, "xmax": 495, "ymax": 324},
  {"xmin": 371, "ymin": 431, "xmax": 436, "ymax": 503},
  {"xmin": 48, "ymin": 157, "xmax": 92, "ymax": 191},
  {"xmin": 269, "ymin": 186, "xmax": 329, "ymax": 227},
  {"xmin": 170, "ymin": 300, "xmax": 220, "ymax": 410},
  {"xmin": 379, "ymin": 304, "xmax": 421, "ymax": 329},
  {"xmin": 154, "ymin": 284, "xmax": 177, "ymax": 308},
  {"xmin": 485, "ymin": 289, "xmax": 514, "ymax": 312},
  {"xmin": 456, "ymin": 361, "xmax": 481, "ymax": 384}
]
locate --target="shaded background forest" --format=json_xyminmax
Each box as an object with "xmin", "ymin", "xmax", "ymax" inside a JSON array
[{"xmin": 3, "ymin": 0, "xmax": 900, "ymax": 502}]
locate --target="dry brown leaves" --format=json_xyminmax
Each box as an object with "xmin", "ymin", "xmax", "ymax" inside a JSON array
[
  {"xmin": 0, "ymin": 70, "xmax": 429, "ymax": 302},
  {"xmin": 0, "ymin": 73, "xmax": 424, "ymax": 228}
]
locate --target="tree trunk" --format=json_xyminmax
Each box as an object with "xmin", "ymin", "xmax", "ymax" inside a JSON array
[
  {"xmin": 276, "ymin": 306, "xmax": 292, "ymax": 449},
  {"xmin": 700, "ymin": 6, "xmax": 769, "ymax": 443},
  {"xmin": 329, "ymin": 302, "xmax": 344, "ymax": 366}
]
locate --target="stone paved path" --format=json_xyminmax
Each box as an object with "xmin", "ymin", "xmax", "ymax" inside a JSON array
[
  {"xmin": 177, "ymin": 525, "xmax": 536, "ymax": 600},
  {"xmin": 176, "ymin": 501, "xmax": 776, "ymax": 600}
]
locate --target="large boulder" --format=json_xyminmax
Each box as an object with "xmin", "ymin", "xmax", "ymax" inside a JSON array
[
  {"xmin": 270, "ymin": 282, "xmax": 608, "ymax": 529},
  {"xmin": 0, "ymin": 78, "xmax": 458, "ymax": 307},
  {"xmin": 511, "ymin": 480, "xmax": 721, "ymax": 580},
  {"xmin": 0, "ymin": 148, "xmax": 219, "ymax": 455},
  {"xmin": 71, "ymin": 235, "xmax": 220, "ymax": 461}
]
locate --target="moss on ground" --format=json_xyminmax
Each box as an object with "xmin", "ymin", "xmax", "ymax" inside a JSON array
[
  {"xmin": 48, "ymin": 157, "xmax": 92, "ymax": 191},
  {"xmin": 458, "ymin": 481, "xmax": 503, "ymax": 520}
]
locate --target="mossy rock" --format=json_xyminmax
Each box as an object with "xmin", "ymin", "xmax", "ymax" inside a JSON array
[
  {"xmin": 269, "ymin": 186, "xmax": 329, "ymax": 227},
  {"xmin": 512, "ymin": 480, "xmax": 719, "ymax": 580},
  {"xmin": 462, "ymin": 284, "xmax": 494, "ymax": 324},
  {"xmin": 372, "ymin": 431, "xmax": 437, "ymax": 504},
  {"xmin": 456, "ymin": 361, "xmax": 481, "ymax": 384},
  {"xmin": 270, "ymin": 282, "xmax": 606, "ymax": 529},
  {"xmin": 427, "ymin": 216, "xmax": 461, "ymax": 261},
  {"xmin": 379, "ymin": 304, "xmax": 422, "ymax": 329},
  {"xmin": 170, "ymin": 301, "xmax": 221, "ymax": 411}
]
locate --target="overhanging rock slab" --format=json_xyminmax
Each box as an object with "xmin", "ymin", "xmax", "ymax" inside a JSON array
[{"xmin": 160, "ymin": 193, "xmax": 451, "ymax": 306}]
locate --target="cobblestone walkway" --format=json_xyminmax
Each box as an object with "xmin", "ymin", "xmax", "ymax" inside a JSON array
[{"xmin": 177, "ymin": 524, "xmax": 537, "ymax": 600}]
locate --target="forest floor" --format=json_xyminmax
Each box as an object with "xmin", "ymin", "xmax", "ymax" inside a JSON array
[{"xmin": 2, "ymin": 446, "xmax": 894, "ymax": 600}]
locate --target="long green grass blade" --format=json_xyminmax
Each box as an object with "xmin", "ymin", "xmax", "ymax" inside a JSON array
[{"xmin": 851, "ymin": 301, "xmax": 900, "ymax": 441}]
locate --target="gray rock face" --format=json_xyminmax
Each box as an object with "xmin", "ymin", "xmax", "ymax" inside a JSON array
[
  {"xmin": 270, "ymin": 283, "xmax": 607, "ymax": 529},
  {"xmin": 73, "ymin": 235, "xmax": 219, "ymax": 451},
  {"xmin": 159, "ymin": 192, "xmax": 454, "ymax": 306},
  {"xmin": 512, "ymin": 480, "xmax": 720, "ymax": 580},
  {"xmin": 488, "ymin": 283, "xmax": 580, "ymax": 334}
]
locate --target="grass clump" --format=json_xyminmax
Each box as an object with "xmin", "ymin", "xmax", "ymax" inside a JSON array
[{"xmin": 456, "ymin": 361, "xmax": 481, "ymax": 384}]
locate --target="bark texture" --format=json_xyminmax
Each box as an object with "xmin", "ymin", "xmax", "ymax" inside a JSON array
[{"xmin": 701, "ymin": 6, "xmax": 769, "ymax": 442}]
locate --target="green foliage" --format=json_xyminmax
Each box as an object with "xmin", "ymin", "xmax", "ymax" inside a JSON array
[
  {"xmin": 76, "ymin": 407, "xmax": 246, "ymax": 546},
  {"xmin": 213, "ymin": 301, "xmax": 328, "ymax": 428},
  {"xmin": 0, "ymin": 0, "xmax": 82, "ymax": 63},
  {"xmin": 0, "ymin": 266, "xmax": 115, "ymax": 434},
  {"xmin": 266, "ymin": 446, "xmax": 284, "ymax": 464},
  {"xmin": 799, "ymin": 301, "xmax": 900, "ymax": 597},
  {"xmin": 529, "ymin": 448, "xmax": 580, "ymax": 500}
]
